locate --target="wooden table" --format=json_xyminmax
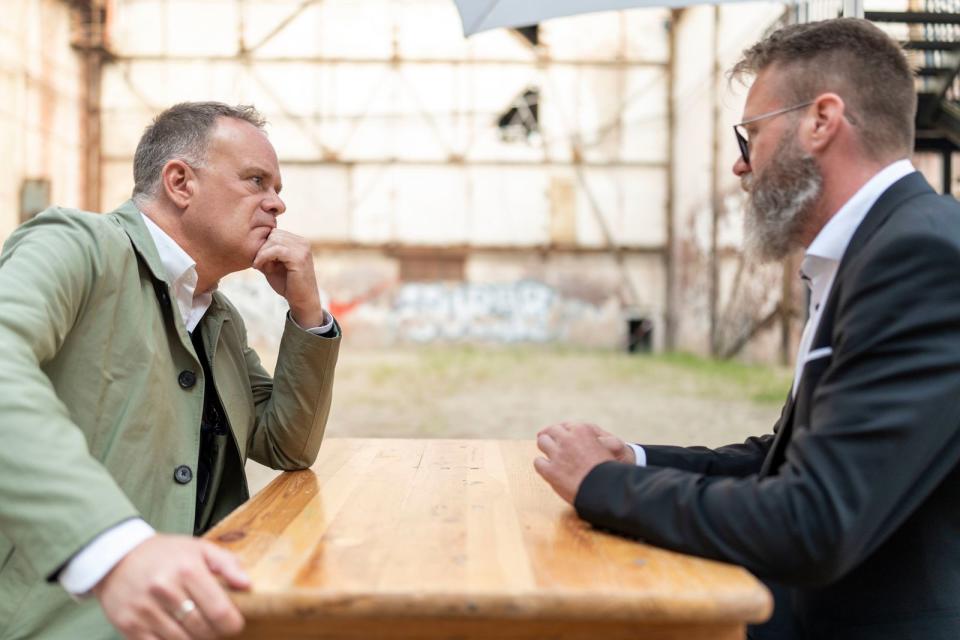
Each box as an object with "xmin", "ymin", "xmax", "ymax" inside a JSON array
[{"xmin": 206, "ymin": 438, "xmax": 771, "ymax": 639}]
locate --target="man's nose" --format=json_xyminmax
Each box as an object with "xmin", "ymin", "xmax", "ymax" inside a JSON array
[
  {"xmin": 265, "ymin": 192, "xmax": 286, "ymax": 217},
  {"xmin": 732, "ymin": 155, "xmax": 750, "ymax": 177}
]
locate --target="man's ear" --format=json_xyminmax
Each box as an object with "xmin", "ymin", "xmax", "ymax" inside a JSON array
[
  {"xmin": 805, "ymin": 93, "xmax": 845, "ymax": 154},
  {"xmin": 160, "ymin": 159, "xmax": 196, "ymax": 209}
]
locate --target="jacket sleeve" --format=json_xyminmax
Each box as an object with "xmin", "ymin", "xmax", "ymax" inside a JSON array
[
  {"xmin": 243, "ymin": 313, "xmax": 340, "ymax": 470},
  {"xmin": 575, "ymin": 229, "xmax": 960, "ymax": 586},
  {"xmin": 0, "ymin": 212, "xmax": 140, "ymax": 580},
  {"xmin": 642, "ymin": 427, "xmax": 780, "ymax": 477}
]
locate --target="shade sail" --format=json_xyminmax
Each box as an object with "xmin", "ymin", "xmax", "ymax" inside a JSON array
[{"xmin": 454, "ymin": 0, "xmax": 758, "ymax": 35}]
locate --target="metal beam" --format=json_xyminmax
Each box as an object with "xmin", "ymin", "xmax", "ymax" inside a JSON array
[
  {"xmin": 865, "ymin": 11, "xmax": 960, "ymax": 24},
  {"xmin": 241, "ymin": 0, "xmax": 322, "ymax": 55},
  {"xmin": 664, "ymin": 9, "xmax": 679, "ymax": 351},
  {"xmin": 101, "ymin": 155, "xmax": 669, "ymax": 170},
  {"xmin": 110, "ymin": 54, "xmax": 667, "ymax": 69},
  {"xmin": 307, "ymin": 240, "xmax": 666, "ymax": 257},
  {"xmin": 67, "ymin": 0, "xmax": 109, "ymax": 212},
  {"xmin": 903, "ymin": 40, "xmax": 960, "ymax": 52},
  {"xmin": 942, "ymin": 149, "xmax": 953, "ymax": 196}
]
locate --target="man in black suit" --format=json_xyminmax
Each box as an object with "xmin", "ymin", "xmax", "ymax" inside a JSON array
[{"xmin": 534, "ymin": 18, "xmax": 960, "ymax": 639}]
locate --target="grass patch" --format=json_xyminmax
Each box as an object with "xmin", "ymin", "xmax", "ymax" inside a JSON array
[
  {"xmin": 353, "ymin": 345, "xmax": 792, "ymax": 407},
  {"xmin": 638, "ymin": 351, "xmax": 792, "ymax": 405}
]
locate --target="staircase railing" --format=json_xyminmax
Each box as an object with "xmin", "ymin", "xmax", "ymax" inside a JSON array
[{"xmin": 788, "ymin": 0, "xmax": 960, "ymax": 193}]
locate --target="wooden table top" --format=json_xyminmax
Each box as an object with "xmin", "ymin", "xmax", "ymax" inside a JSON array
[{"xmin": 207, "ymin": 438, "xmax": 771, "ymax": 639}]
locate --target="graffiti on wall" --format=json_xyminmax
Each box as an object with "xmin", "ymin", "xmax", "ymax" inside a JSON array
[
  {"xmin": 221, "ymin": 271, "xmax": 616, "ymax": 349},
  {"xmin": 393, "ymin": 280, "xmax": 559, "ymax": 343}
]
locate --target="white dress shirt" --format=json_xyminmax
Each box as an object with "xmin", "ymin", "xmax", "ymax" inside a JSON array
[
  {"xmin": 630, "ymin": 159, "xmax": 916, "ymax": 467},
  {"xmin": 59, "ymin": 213, "xmax": 334, "ymax": 595}
]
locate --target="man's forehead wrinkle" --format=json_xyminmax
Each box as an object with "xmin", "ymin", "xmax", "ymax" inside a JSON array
[{"xmin": 203, "ymin": 118, "xmax": 282, "ymax": 190}]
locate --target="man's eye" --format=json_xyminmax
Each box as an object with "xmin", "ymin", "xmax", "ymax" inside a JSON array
[{"xmin": 251, "ymin": 176, "xmax": 263, "ymax": 186}]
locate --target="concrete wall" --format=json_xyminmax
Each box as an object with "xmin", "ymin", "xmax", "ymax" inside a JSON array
[{"xmin": 0, "ymin": 0, "xmax": 84, "ymax": 241}]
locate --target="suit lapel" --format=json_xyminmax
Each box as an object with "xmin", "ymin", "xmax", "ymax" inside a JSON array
[
  {"xmin": 808, "ymin": 172, "xmax": 935, "ymax": 351},
  {"xmin": 759, "ymin": 172, "xmax": 937, "ymax": 477}
]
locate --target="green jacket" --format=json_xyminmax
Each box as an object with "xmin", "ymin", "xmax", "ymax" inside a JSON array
[{"xmin": 0, "ymin": 202, "xmax": 339, "ymax": 639}]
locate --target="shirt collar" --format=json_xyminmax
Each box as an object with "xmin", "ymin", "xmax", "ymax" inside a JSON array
[
  {"xmin": 805, "ymin": 159, "xmax": 915, "ymax": 265},
  {"xmin": 139, "ymin": 212, "xmax": 215, "ymax": 332},
  {"xmin": 140, "ymin": 213, "xmax": 198, "ymax": 287}
]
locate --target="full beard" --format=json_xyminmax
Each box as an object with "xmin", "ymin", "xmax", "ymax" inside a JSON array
[{"xmin": 742, "ymin": 130, "xmax": 823, "ymax": 262}]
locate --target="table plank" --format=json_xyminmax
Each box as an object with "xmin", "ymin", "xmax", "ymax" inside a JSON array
[{"xmin": 207, "ymin": 438, "xmax": 771, "ymax": 639}]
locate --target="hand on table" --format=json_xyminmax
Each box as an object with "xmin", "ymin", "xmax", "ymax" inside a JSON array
[
  {"xmin": 93, "ymin": 534, "xmax": 249, "ymax": 639},
  {"xmin": 534, "ymin": 423, "xmax": 631, "ymax": 505},
  {"xmin": 253, "ymin": 229, "xmax": 324, "ymax": 328}
]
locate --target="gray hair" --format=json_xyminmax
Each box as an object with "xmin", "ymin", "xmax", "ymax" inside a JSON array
[
  {"xmin": 131, "ymin": 102, "xmax": 266, "ymax": 203},
  {"xmin": 730, "ymin": 18, "xmax": 915, "ymax": 161}
]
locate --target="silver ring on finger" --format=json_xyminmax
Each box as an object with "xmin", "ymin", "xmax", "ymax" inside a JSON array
[{"xmin": 173, "ymin": 598, "xmax": 197, "ymax": 622}]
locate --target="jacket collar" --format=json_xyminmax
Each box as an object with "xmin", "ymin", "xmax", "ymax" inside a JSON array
[
  {"xmin": 109, "ymin": 200, "xmax": 230, "ymax": 318},
  {"xmin": 807, "ymin": 170, "xmax": 937, "ymax": 353},
  {"xmin": 109, "ymin": 200, "xmax": 169, "ymax": 285},
  {"xmin": 835, "ymin": 171, "xmax": 936, "ymax": 274},
  {"xmin": 805, "ymin": 172, "xmax": 935, "ymax": 352}
]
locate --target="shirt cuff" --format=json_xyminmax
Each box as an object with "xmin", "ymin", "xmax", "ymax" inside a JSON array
[
  {"xmin": 58, "ymin": 518, "xmax": 156, "ymax": 598},
  {"xmin": 291, "ymin": 309, "xmax": 335, "ymax": 336},
  {"xmin": 628, "ymin": 443, "xmax": 647, "ymax": 466}
]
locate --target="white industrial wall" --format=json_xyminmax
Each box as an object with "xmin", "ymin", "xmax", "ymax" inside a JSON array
[
  {"xmin": 99, "ymin": 0, "xmax": 671, "ymax": 252},
  {"xmin": 671, "ymin": 3, "xmax": 800, "ymax": 362},
  {"xmin": 0, "ymin": 0, "xmax": 84, "ymax": 241},
  {"xmin": 9, "ymin": 0, "xmax": 876, "ymax": 357},
  {"xmin": 97, "ymin": 0, "xmax": 675, "ymax": 351}
]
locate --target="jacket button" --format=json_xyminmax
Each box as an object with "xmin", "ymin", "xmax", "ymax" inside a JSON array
[
  {"xmin": 153, "ymin": 282, "xmax": 170, "ymax": 308},
  {"xmin": 178, "ymin": 370, "xmax": 197, "ymax": 389},
  {"xmin": 173, "ymin": 465, "xmax": 193, "ymax": 484}
]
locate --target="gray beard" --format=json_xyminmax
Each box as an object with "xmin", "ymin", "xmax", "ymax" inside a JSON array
[{"xmin": 742, "ymin": 133, "xmax": 823, "ymax": 262}]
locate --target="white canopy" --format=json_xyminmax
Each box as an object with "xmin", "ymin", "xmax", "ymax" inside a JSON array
[{"xmin": 454, "ymin": 0, "xmax": 756, "ymax": 36}]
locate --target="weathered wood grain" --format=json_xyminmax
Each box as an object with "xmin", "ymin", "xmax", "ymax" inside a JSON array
[{"xmin": 206, "ymin": 438, "xmax": 771, "ymax": 639}]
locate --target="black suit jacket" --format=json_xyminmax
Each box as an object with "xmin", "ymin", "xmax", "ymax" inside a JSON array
[{"xmin": 575, "ymin": 172, "xmax": 960, "ymax": 639}]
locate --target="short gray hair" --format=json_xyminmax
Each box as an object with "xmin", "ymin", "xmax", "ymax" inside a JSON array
[{"xmin": 131, "ymin": 102, "xmax": 266, "ymax": 202}]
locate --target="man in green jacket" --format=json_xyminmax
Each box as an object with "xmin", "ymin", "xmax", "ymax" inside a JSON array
[{"xmin": 0, "ymin": 102, "xmax": 340, "ymax": 639}]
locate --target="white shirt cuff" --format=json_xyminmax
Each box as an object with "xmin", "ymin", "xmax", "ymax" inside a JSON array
[
  {"xmin": 296, "ymin": 309, "xmax": 335, "ymax": 335},
  {"xmin": 628, "ymin": 443, "xmax": 647, "ymax": 466},
  {"xmin": 58, "ymin": 518, "xmax": 156, "ymax": 597}
]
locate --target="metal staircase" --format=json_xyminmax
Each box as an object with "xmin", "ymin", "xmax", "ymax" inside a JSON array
[
  {"xmin": 866, "ymin": 6, "xmax": 960, "ymax": 194},
  {"xmin": 792, "ymin": 2, "xmax": 960, "ymax": 194}
]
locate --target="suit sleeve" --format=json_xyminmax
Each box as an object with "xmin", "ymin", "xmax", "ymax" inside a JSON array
[
  {"xmin": 575, "ymin": 229, "xmax": 960, "ymax": 586},
  {"xmin": 0, "ymin": 213, "xmax": 140, "ymax": 580},
  {"xmin": 642, "ymin": 426, "xmax": 781, "ymax": 477},
  {"xmin": 243, "ymin": 313, "xmax": 340, "ymax": 470}
]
